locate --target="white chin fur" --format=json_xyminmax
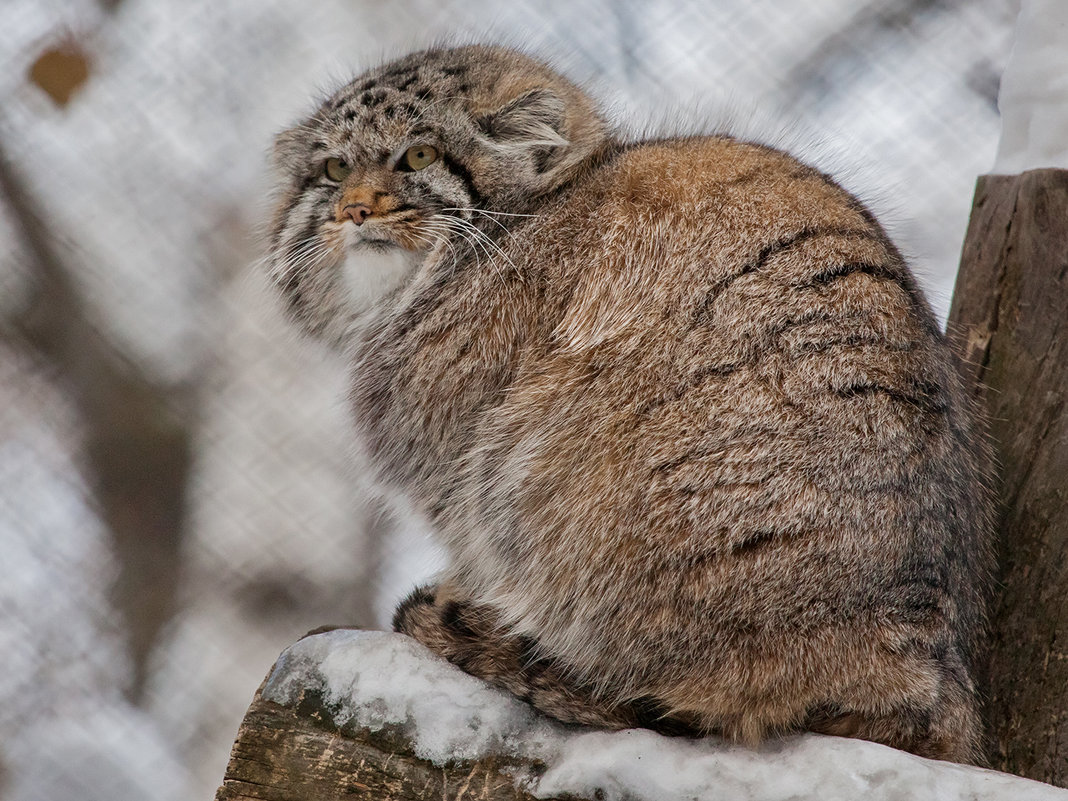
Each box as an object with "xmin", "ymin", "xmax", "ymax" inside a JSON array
[{"xmin": 341, "ymin": 241, "xmax": 420, "ymax": 317}]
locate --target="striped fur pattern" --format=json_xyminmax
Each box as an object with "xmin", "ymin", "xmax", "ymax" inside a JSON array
[{"xmin": 268, "ymin": 45, "xmax": 994, "ymax": 764}]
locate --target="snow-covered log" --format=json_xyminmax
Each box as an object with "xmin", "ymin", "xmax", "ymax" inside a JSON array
[{"xmin": 213, "ymin": 630, "xmax": 1068, "ymax": 801}]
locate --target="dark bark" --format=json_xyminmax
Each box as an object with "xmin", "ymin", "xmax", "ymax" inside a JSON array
[{"xmin": 947, "ymin": 168, "xmax": 1068, "ymax": 788}]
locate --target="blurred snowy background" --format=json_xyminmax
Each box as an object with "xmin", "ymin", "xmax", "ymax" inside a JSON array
[{"xmin": 0, "ymin": 0, "xmax": 1019, "ymax": 798}]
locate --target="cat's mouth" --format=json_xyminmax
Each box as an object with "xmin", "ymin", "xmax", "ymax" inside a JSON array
[
  {"xmin": 348, "ymin": 223, "xmax": 427, "ymax": 253},
  {"xmin": 353, "ymin": 237, "xmax": 401, "ymax": 252}
]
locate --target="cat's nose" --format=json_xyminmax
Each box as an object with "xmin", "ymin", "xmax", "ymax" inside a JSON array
[{"xmin": 342, "ymin": 203, "xmax": 373, "ymax": 225}]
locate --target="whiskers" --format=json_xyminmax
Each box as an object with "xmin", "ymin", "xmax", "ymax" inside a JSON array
[
  {"xmin": 265, "ymin": 207, "xmax": 533, "ymax": 294},
  {"xmin": 425, "ymin": 208, "xmax": 538, "ymax": 284},
  {"xmin": 408, "ymin": 225, "xmax": 458, "ymax": 268},
  {"xmin": 266, "ymin": 232, "xmax": 342, "ymax": 288},
  {"xmin": 443, "ymin": 207, "xmax": 539, "ymax": 220},
  {"xmin": 445, "ymin": 207, "xmax": 538, "ymax": 233}
]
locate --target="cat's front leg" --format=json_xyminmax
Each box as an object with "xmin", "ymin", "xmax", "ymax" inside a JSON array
[{"xmin": 393, "ymin": 582, "xmax": 699, "ymax": 735}]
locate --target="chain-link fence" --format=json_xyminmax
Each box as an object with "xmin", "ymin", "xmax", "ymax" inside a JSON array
[{"xmin": 0, "ymin": 0, "xmax": 1018, "ymax": 798}]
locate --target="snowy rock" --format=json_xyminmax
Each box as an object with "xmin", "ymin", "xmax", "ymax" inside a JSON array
[
  {"xmin": 259, "ymin": 629, "xmax": 1068, "ymax": 801},
  {"xmin": 993, "ymin": 0, "xmax": 1068, "ymax": 173}
]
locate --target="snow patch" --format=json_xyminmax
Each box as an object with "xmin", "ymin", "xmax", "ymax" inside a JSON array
[
  {"xmin": 264, "ymin": 629, "xmax": 553, "ymax": 765},
  {"xmin": 263, "ymin": 630, "xmax": 1068, "ymax": 801}
]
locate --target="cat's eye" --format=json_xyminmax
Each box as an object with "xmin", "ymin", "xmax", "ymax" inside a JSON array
[
  {"xmin": 398, "ymin": 144, "xmax": 439, "ymax": 172},
  {"xmin": 323, "ymin": 157, "xmax": 351, "ymax": 182}
]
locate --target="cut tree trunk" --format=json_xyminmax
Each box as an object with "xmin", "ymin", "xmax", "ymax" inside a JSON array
[
  {"xmin": 215, "ymin": 678, "xmax": 539, "ymax": 801},
  {"xmin": 947, "ymin": 167, "xmax": 1068, "ymax": 788}
]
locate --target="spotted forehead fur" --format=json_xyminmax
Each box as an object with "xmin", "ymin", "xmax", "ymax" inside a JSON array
[
  {"xmin": 307, "ymin": 48, "xmax": 584, "ymax": 149},
  {"xmin": 327, "ymin": 57, "xmax": 473, "ymax": 127}
]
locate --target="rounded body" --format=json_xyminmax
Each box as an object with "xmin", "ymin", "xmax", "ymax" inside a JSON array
[{"xmin": 268, "ymin": 46, "xmax": 993, "ymax": 762}]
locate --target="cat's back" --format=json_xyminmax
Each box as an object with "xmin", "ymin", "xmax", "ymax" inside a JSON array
[
  {"xmin": 512, "ymin": 134, "xmax": 933, "ymax": 362},
  {"xmin": 485, "ymin": 133, "xmax": 953, "ymax": 466}
]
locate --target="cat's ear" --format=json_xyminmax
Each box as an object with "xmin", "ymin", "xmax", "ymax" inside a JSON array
[
  {"xmin": 271, "ymin": 126, "xmax": 306, "ymax": 175},
  {"xmin": 480, "ymin": 89, "xmax": 569, "ymax": 151}
]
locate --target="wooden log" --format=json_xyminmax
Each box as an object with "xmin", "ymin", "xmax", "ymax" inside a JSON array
[
  {"xmin": 214, "ymin": 631, "xmax": 545, "ymax": 801},
  {"xmin": 215, "ymin": 686, "xmax": 537, "ymax": 801},
  {"xmin": 947, "ymin": 168, "xmax": 1068, "ymax": 788},
  {"xmin": 214, "ymin": 630, "xmax": 1068, "ymax": 800}
]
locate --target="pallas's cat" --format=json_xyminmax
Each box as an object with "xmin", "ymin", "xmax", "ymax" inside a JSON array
[{"xmin": 267, "ymin": 45, "xmax": 993, "ymax": 763}]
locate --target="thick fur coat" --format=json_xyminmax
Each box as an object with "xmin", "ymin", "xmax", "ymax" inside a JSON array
[{"xmin": 268, "ymin": 45, "xmax": 994, "ymax": 763}]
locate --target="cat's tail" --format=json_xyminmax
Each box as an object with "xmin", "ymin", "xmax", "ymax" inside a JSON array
[{"xmin": 392, "ymin": 583, "xmax": 702, "ymax": 736}]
